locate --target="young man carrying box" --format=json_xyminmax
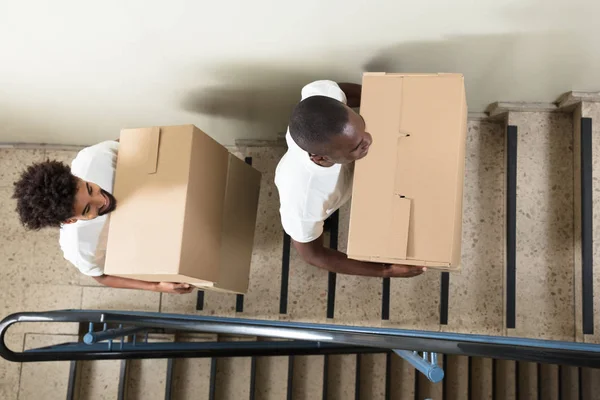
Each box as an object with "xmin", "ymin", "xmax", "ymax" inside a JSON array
[
  {"xmin": 12, "ymin": 140, "xmax": 193, "ymax": 294},
  {"xmin": 274, "ymin": 80, "xmax": 426, "ymax": 278}
]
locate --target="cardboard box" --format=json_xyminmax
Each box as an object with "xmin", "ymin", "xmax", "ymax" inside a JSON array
[
  {"xmin": 104, "ymin": 125, "xmax": 261, "ymax": 293},
  {"xmin": 347, "ymin": 73, "xmax": 467, "ymax": 270}
]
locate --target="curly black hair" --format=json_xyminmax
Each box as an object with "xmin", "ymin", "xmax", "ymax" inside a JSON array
[{"xmin": 12, "ymin": 160, "xmax": 79, "ymax": 230}]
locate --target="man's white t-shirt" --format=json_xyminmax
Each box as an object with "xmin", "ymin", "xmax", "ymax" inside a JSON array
[
  {"xmin": 274, "ymin": 80, "xmax": 354, "ymax": 243},
  {"xmin": 59, "ymin": 140, "xmax": 119, "ymax": 276}
]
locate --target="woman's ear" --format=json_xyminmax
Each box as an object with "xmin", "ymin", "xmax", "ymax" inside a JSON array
[{"xmin": 63, "ymin": 218, "xmax": 77, "ymax": 225}]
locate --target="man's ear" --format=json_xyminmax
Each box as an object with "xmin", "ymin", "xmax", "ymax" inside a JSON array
[
  {"xmin": 63, "ymin": 218, "xmax": 77, "ymax": 225},
  {"xmin": 309, "ymin": 153, "xmax": 334, "ymax": 167},
  {"xmin": 309, "ymin": 153, "xmax": 325, "ymax": 162}
]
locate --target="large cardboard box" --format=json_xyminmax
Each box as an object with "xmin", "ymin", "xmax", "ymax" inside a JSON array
[
  {"xmin": 104, "ymin": 125, "xmax": 261, "ymax": 293},
  {"xmin": 348, "ymin": 73, "xmax": 467, "ymax": 270}
]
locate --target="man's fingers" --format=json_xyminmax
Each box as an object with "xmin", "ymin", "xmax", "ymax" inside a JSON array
[
  {"xmin": 175, "ymin": 284, "xmax": 193, "ymax": 293},
  {"xmin": 173, "ymin": 283, "xmax": 191, "ymax": 289},
  {"xmin": 395, "ymin": 266, "xmax": 426, "ymax": 273},
  {"xmin": 388, "ymin": 265, "xmax": 427, "ymax": 278},
  {"xmin": 162, "ymin": 283, "xmax": 193, "ymax": 294}
]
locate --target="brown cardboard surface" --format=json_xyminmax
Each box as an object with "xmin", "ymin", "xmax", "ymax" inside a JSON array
[
  {"xmin": 348, "ymin": 73, "xmax": 467, "ymax": 270},
  {"xmin": 105, "ymin": 125, "xmax": 261, "ymax": 293},
  {"xmin": 215, "ymin": 154, "xmax": 262, "ymax": 293},
  {"xmin": 179, "ymin": 126, "xmax": 229, "ymax": 281}
]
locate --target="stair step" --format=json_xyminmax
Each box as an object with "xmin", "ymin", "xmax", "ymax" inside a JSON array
[
  {"xmin": 290, "ymin": 355, "xmax": 324, "ymax": 400},
  {"xmin": 286, "ymin": 232, "xmax": 328, "ymax": 321},
  {"xmin": 18, "ymin": 333, "xmax": 78, "ymax": 400},
  {"xmin": 508, "ymin": 111, "xmax": 575, "ymax": 340},
  {"xmin": 559, "ymin": 366, "xmax": 580, "ymax": 400},
  {"xmin": 444, "ymin": 355, "xmax": 469, "ymax": 400},
  {"xmin": 77, "ymin": 360, "xmax": 121, "ymax": 400},
  {"xmin": 389, "ymin": 354, "xmax": 416, "ymax": 400},
  {"xmin": 494, "ymin": 360, "xmax": 517, "ymax": 400},
  {"xmin": 470, "ymin": 357, "xmax": 493, "ymax": 400},
  {"xmin": 251, "ymin": 337, "xmax": 291, "ymax": 400},
  {"xmin": 0, "ymin": 332, "xmax": 24, "ymax": 400},
  {"xmin": 357, "ymin": 353, "xmax": 387, "ymax": 400},
  {"xmin": 239, "ymin": 147, "xmax": 287, "ymax": 319},
  {"xmin": 580, "ymin": 367, "xmax": 600, "ymax": 399},
  {"xmin": 253, "ymin": 350, "xmax": 289, "ymax": 400},
  {"xmin": 214, "ymin": 336, "xmax": 255, "ymax": 400},
  {"xmin": 170, "ymin": 334, "xmax": 217, "ymax": 400},
  {"xmin": 577, "ymin": 102, "xmax": 600, "ymax": 343},
  {"xmin": 324, "ymin": 354, "xmax": 357, "ymax": 400},
  {"xmin": 444, "ymin": 121, "xmax": 505, "ymax": 335},
  {"xmin": 517, "ymin": 361, "xmax": 539, "ymax": 399},
  {"xmin": 539, "ymin": 364, "xmax": 560, "ymax": 400},
  {"xmin": 126, "ymin": 334, "xmax": 174, "ymax": 400}
]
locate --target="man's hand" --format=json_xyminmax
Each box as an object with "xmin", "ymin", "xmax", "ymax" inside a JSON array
[
  {"xmin": 293, "ymin": 236, "xmax": 427, "ymax": 278},
  {"xmin": 94, "ymin": 275, "xmax": 195, "ymax": 293},
  {"xmin": 382, "ymin": 264, "xmax": 426, "ymax": 278},
  {"xmin": 155, "ymin": 282, "xmax": 194, "ymax": 294}
]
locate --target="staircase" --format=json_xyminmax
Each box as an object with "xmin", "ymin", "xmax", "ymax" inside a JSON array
[{"xmin": 2, "ymin": 91, "xmax": 600, "ymax": 399}]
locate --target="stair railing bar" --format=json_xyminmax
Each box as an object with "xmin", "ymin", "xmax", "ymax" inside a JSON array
[
  {"xmin": 164, "ymin": 358, "xmax": 174, "ymax": 400},
  {"xmin": 66, "ymin": 360, "xmax": 78, "ymax": 400},
  {"xmin": 209, "ymin": 358, "xmax": 217, "ymax": 400},
  {"xmin": 286, "ymin": 355, "xmax": 294, "ymax": 400},
  {"xmin": 355, "ymin": 353, "xmax": 361, "ymax": 400},
  {"xmin": 3, "ymin": 311, "xmax": 600, "ymax": 367}
]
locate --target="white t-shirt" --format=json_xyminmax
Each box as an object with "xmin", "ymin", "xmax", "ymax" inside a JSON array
[
  {"xmin": 274, "ymin": 80, "xmax": 354, "ymax": 243},
  {"xmin": 59, "ymin": 140, "xmax": 119, "ymax": 276}
]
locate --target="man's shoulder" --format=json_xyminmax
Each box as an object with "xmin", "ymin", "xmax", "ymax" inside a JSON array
[
  {"xmin": 275, "ymin": 151, "xmax": 310, "ymax": 190},
  {"xmin": 71, "ymin": 141, "xmax": 119, "ymax": 189},
  {"xmin": 59, "ymin": 218, "xmax": 105, "ymax": 247},
  {"xmin": 301, "ymin": 80, "xmax": 347, "ymax": 104},
  {"xmin": 72, "ymin": 141, "xmax": 118, "ymax": 170}
]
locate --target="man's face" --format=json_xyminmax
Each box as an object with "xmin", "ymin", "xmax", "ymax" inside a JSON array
[
  {"xmin": 311, "ymin": 107, "xmax": 373, "ymax": 165},
  {"xmin": 65, "ymin": 179, "xmax": 117, "ymax": 223}
]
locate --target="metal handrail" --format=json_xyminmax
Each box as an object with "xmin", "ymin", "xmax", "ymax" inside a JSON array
[{"xmin": 2, "ymin": 310, "xmax": 600, "ymax": 368}]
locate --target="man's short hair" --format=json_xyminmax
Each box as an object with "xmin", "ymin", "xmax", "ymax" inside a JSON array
[
  {"xmin": 289, "ymin": 95, "xmax": 349, "ymax": 152},
  {"xmin": 13, "ymin": 160, "xmax": 79, "ymax": 230}
]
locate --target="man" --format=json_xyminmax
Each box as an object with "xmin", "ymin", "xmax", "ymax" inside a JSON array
[
  {"xmin": 274, "ymin": 80, "xmax": 425, "ymax": 278},
  {"xmin": 13, "ymin": 140, "xmax": 193, "ymax": 294}
]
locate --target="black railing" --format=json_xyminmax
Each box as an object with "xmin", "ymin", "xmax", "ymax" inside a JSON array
[{"xmin": 2, "ymin": 310, "xmax": 600, "ymax": 368}]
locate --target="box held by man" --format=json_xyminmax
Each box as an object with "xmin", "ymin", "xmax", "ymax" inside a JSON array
[
  {"xmin": 104, "ymin": 125, "xmax": 261, "ymax": 293},
  {"xmin": 348, "ymin": 73, "xmax": 467, "ymax": 270}
]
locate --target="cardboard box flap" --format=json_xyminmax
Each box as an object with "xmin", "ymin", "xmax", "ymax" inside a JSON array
[
  {"xmin": 388, "ymin": 196, "xmax": 411, "ymax": 259},
  {"xmin": 146, "ymin": 127, "xmax": 161, "ymax": 174}
]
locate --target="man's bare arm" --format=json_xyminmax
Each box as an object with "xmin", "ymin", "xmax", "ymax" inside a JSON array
[
  {"xmin": 93, "ymin": 275, "xmax": 193, "ymax": 294},
  {"xmin": 337, "ymin": 82, "xmax": 362, "ymax": 108},
  {"xmin": 292, "ymin": 236, "xmax": 425, "ymax": 278}
]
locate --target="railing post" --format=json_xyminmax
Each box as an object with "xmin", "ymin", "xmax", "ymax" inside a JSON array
[{"xmin": 393, "ymin": 350, "xmax": 444, "ymax": 383}]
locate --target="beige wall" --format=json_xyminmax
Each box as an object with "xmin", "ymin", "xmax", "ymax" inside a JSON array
[{"xmin": 0, "ymin": 0, "xmax": 598, "ymax": 146}]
